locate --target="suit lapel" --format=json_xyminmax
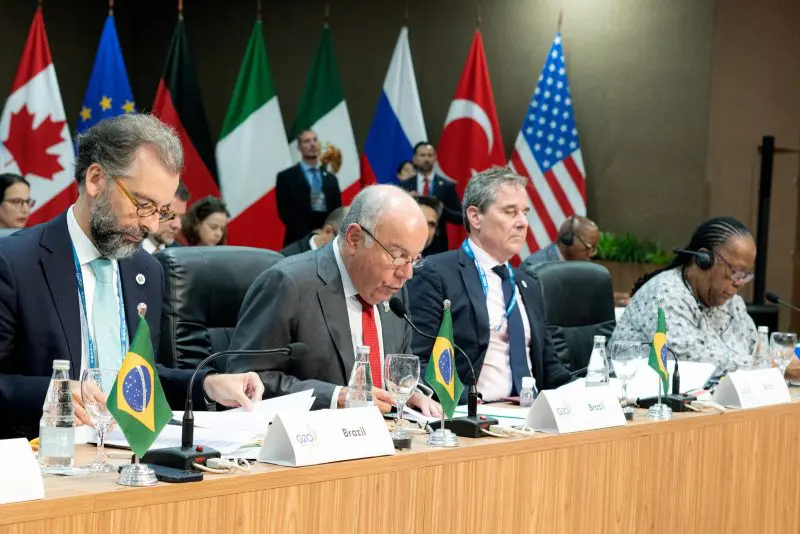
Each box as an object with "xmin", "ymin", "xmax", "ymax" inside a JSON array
[
  {"xmin": 316, "ymin": 246, "xmax": 355, "ymax": 378},
  {"xmin": 118, "ymin": 255, "xmax": 152, "ymax": 340},
  {"xmin": 39, "ymin": 214, "xmax": 82, "ymax": 374},
  {"xmin": 515, "ymin": 270, "xmax": 544, "ymax": 381},
  {"xmin": 458, "ymin": 247, "xmax": 490, "ymax": 332},
  {"xmin": 294, "ymin": 164, "xmax": 311, "ymax": 199},
  {"xmin": 378, "ymin": 300, "xmax": 399, "ymax": 354}
]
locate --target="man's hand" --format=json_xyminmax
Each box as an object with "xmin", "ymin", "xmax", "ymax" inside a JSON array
[
  {"xmin": 407, "ymin": 391, "xmax": 442, "ymax": 418},
  {"xmin": 337, "ymin": 387, "xmax": 393, "ymax": 414},
  {"xmin": 69, "ymin": 380, "xmax": 98, "ymax": 426},
  {"xmin": 202, "ymin": 373, "xmax": 265, "ymax": 411}
]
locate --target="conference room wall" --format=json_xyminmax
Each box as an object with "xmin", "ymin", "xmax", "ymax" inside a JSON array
[{"xmin": 1, "ymin": 0, "xmax": 794, "ymax": 312}]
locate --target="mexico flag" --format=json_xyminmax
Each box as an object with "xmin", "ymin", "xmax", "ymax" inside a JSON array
[
  {"xmin": 217, "ymin": 19, "xmax": 291, "ymax": 249},
  {"xmin": 153, "ymin": 14, "xmax": 219, "ymax": 201},
  {"xmin": 0, "ymin": 7, "xmax": 76, "ymax": 226},
  {"xmin": 289, "ymin": 25, "xmax": 360, "ymax": 203}
]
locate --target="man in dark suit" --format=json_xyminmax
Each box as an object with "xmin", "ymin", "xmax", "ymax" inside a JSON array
[
  {"xmin": 280, "ymin": 206, "xmax": 348, "ymax": 258},
  {"xmin": 228, "ymin": 185, "xmax": 441, "ymax": 416},
  {"xmin": 521, "ymin": 215, "xmax": 599, "ymax": 269},
  {"xmin": 397, "ymin": 142, "xmax": 462, "ymax": 255},
  {"xmin": 0, "ymin": 115, "xmax": 263, "ymax": 440},
  {"xmin": 406, "ymin": 168, "xmax": 571, "ymax": 403},
  {"xmin": 276, "ymin": 130, "xmax": 343, "ymax": 246}
]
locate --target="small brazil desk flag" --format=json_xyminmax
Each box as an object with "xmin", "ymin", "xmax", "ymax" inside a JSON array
[
  {"xmin": 425, "ymin": 300, "xmax": 464, "ymax": 419},
  {"xmin": 107, "ymin": 311, "xmax": 171, "ymax": 459},
  {"xmin": 649, "ymin": 304, "xmax": 670, "ymax": 396}
]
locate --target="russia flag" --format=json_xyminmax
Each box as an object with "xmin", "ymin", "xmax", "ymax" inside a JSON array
[{"xmin": 360, "ymin": 26, "xmax": 427, "ymax": 186}]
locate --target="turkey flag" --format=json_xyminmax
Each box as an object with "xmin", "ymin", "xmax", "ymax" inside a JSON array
[{"xmin": 436, "ymin": 30, "xmax": 505, "ymax": 249}]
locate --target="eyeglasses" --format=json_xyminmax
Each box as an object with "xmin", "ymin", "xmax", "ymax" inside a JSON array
[
  {"xmin": 3, "ymin": 198, "xmax": 35, "ymax": 209},
  {"xmin": 359, "ymin": 225, "xmax": 425, "ymax": 269},
  {"xmin": 575, "ymin": 234, "xmax": 597, "ymax": 256},
  {"xmin": 714, "ymin": 251, "xmax": 754, "ymax": 284},
  {"xmin": 111, "ymin": 175, "xmax": 176, "ymax": 223}
]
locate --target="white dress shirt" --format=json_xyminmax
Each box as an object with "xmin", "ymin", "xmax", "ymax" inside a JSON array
[
  {"xmin": 142, "ymin": 237, "xmax": 164, "ymax": 254},
  {"xmin": 308, "ymin": 234, "xmax": 319, "ymax": 251},
  {"xmin": 416, "ymin": 172, "xmax": 435, "ymax": 195},
  {"xmin": 330, "ymin": 238, "xmax": 385, "ymax": 408},
  {"xmin": 66, "ymin": 206, "xmax": 126, "ymax": 377},
  {"xmin": 467, "ymin": 239, "xmax": 533, "ymax": 401}
]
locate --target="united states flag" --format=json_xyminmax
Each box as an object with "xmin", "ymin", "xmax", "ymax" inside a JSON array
[{"xmin": 508, "ymin": 33, "xmax": 586, "ymax": 257}]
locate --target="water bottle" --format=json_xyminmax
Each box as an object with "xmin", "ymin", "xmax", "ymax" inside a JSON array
[
  {"xmin": 39, "ymin": 359, "xmax": 75, "ymax": 472},
  {"xmin": 753, "ymin": 326, "xmax": 771, "ymax": 369},
  {"xmin": 585, "ymin": 335, "xmax": 610, "ymax": 387},
  {"xmin": 519, "ymin": 376, "xmax": 536, "ymax": 407},
  {"xmin": 345, "ymin": 345, "xmax": 375, "ymax": 408}
]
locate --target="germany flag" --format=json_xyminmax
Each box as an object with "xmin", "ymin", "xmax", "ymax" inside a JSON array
[{"xmin": 152, "ymin": 14, "xmax": 219, "ymax": 200}]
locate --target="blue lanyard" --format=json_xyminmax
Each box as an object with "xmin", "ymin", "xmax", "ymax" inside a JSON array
[
  {"xmin": 72, "ymin": 246, "xmax": 129, "ymax": 368},
  {"xmin": 461, "ymin": 240, "xmax": 518, "ymax": 331}
]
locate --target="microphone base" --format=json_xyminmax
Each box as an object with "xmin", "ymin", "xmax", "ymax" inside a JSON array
[
  {"xmin": 428, "ymin": 415, "xmax": 499, "ymax": 438},
  {"xmin": 636, "ymin": 394, "xmax": 696, "ymax": 413},
  {"xmin": 140, "ymin": 445, "xmax": 221, "ymax": 471}
]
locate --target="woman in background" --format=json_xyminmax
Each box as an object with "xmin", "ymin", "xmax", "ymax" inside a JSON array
[
  {"xmin": 181, "ymin": 196, "xmax": 230, "ymax": 246},
  {"xmin": 0, "ymin": 173, "xmax": 34, "ymax": 229}
]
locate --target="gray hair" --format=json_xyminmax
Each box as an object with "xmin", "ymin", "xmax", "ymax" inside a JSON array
[
  {"xmin": 339, "ymin": 185, "xmax": 409, "ymax": 247},
  {"xmin": 462, "ymin": 167, "xmax": 527, "ymax": 233},
  {"xmin": 75, "ymin": 114, "xmax": 183, "ymax": 188}
]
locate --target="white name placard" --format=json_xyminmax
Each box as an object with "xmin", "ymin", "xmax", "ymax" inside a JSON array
[
  {"xmin": 0, "ymin": 438, "xmax": 44, "ymax": 504},
  {"xmin": 526, "ymin": 387, "xmax": 626, "ymax": 434},
  {"xmin": 712, "ymin": 368, "xmax": 791, "ymax": 409},
  {"xmin": 258, "ymin": 406, "xmax": 395, "ymax": 467}
]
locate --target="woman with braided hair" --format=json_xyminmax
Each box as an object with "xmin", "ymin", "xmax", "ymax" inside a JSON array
[{"xmin": 609, "ymin": 216, "xmax": 758, "ymax": 373}]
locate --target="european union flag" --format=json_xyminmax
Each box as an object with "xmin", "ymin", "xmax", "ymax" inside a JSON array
[{"xmin": 78, "ymin": 14, "xmax": 135, "ymax": 133}]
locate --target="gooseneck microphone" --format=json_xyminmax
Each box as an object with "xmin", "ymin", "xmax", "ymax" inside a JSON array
[
  {"xmin": 141, "ymin": 342, "xmax": 307, "ymax": 470},
  {"xmin": 389, "ymin": 297, "xmax": 478, "ymax": 413},
  {"xmin": 765, "ymin": 291, "xmax": 800, "ymax": 314}
]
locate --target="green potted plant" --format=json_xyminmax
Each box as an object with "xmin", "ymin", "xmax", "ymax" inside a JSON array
[{"xmin": 593, "ymin": 232, "xmax": 671, "ymax": 302}]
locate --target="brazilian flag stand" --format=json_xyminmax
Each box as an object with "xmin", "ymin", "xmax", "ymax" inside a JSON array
[
  {"xmin": 426, "ymin": 300, "xmax": 462, "ymax": 448},
  {"xmin": 647, "ymin": 296, "xmax": 673, "ymax": 421},
  {"xmin": 108, "ymin": 303, "xmax": 171, "ymax": 486}
]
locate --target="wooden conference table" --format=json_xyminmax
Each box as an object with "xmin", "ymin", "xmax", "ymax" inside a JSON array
[{"xmin": 2, "ymin": 399, "xmax": 799, "ymax": 534}]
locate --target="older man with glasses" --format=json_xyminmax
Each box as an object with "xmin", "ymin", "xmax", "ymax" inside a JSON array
[
  {"xmin": 611, "ymin": 216, "xmax": 758, "ymax": 374},
  {"xmin": 0, "ymin": 114, "xmax": 267, "ymax": 440},
  {"xmin": 521, "ymin": 215, "xmax": 600, "ymax": 269},
  {"xmin": 227, "ymin": 185, "xmax": 442, "ymax": 417}
]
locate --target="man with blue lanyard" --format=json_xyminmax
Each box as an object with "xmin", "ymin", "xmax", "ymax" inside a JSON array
[
  {"xmin": 0, "ymin": 114, "xmax": 264, "ymax": 440},
  {"xmin": 406, "ymin": 168, "xmax": 571, "ymax": 402}
]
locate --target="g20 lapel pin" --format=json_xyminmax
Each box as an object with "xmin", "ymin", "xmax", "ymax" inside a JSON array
[{"xmin": 136, "ymin": 273, "xmax": 146, "ymax": 285}]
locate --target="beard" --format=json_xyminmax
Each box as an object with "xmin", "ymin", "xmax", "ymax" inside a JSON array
[{"xmin": 89, "ymin": 189, "xmax": 149, "ymax": 259}]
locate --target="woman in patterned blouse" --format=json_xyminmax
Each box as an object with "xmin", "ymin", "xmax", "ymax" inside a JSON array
[{"xmin": 610, "ymin": 217, "xmax": 758, "ymax": 373}]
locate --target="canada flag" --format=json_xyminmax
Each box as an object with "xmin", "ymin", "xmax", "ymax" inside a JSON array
[
  {"xmin": 436, "ymin": 30, "xmax": 505, "ymax": 249},
  {"xmin": 0, "ymin": 7, "xmax": 76, "ymax": 226}
]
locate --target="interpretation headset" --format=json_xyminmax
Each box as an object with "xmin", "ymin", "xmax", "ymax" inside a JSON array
[
  {"xmin": 673, "ymin": 248, "xmax": 714, "ymax": 270},
  {"xmin": 559, "ymin": 216, "xmax": 576, "ymax": 246}
]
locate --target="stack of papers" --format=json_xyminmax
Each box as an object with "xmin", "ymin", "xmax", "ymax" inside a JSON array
[{"xmin": 99, "ymin": 390, "xmax": 315, "ymax": 458}]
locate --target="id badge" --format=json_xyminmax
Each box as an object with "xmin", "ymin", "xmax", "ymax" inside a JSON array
[{"xmin": 310, "ymin": 190, "xmax": 327, "ymax": 212}]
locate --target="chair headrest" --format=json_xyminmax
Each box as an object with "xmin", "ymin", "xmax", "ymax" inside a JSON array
[{"xmin": 527, "ymin": 261, "xmax": 615, "ymax": 326}]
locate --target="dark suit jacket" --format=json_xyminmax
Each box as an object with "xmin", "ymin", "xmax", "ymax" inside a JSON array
[
  {"xmin": 226, "ymin": 244, "xmax": 412, "ymax": 409},
  {"xmin": 406, "ymin": 248, "xmax": 571, "ymax": 401},
  {"xmin": 0, "ymin": 213, "xmax": 207, "ymax": 439},
  {"xmin": 398, "ymin": 174, "xmax": 462, "ymax": 255},
  {"xmin": 279, "ymin": 233, "xmax": 314, "ymax": 257},
  {"xmin": 276, "ymin": 163, "xmax": 342, "ymax": 246}
]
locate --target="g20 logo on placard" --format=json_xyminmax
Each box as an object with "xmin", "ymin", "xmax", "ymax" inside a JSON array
[{"xmin": 295, "ymin": 430, "xmax": 317, "ymax": 446}]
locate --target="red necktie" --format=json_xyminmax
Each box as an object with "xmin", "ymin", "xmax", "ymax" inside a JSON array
[
  {"xmin": 422, "ymin": 177, "xmax": 430, "ymax": 196},
  {"xmin": 357, "ymin": 295, "xmax": 383, "ymax": 388}
]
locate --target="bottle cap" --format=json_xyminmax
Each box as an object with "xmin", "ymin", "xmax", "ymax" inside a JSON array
[
  {"xmin": 52, "ymin": 359, "xmax": 70, "ymax": 370},
  {"xmin": 521, "ymin": 376, "xmax": 535, "ymax": 389},
  {"xmin": 593, "ymin": 335, "xmax": 606, "ymax": 343},
  {"xmin": 758, "ymin": 326, "xmax": 769, "ymax": 333}
]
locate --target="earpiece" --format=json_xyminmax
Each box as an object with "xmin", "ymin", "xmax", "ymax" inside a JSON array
[
  {"xmin": 673, "ymin": 248, "xmax": 714, "ymax": 270},
  {"xmin": 559, "ymin": 215, "xmax": 576, "ymax": 246}
]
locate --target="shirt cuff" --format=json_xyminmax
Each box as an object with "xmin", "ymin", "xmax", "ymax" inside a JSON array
[{"xmin": 330, "ymin": 386, "xmax": 342, "ymax": 409}]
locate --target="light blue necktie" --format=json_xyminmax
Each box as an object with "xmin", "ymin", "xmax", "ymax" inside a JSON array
[
  {"xmin": 310, "ymin": 167, "xmax": 322, "ymax": 192},
  {"xmin": 89, "ymin": 258, "xmax": 123, "ymax": 373}
]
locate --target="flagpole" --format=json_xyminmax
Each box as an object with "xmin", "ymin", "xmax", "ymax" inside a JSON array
[
  {"xmin": 256, "ymin": 0, "xmax": 262, "ymax": 21},
  {"xmin": 108, "ymin": 0, "xmax": 113, "ymax": 16},
  {"xmin": 178, "ymin": 0, "xmax": 183, "ymax": 19},
  {"xmin": 557, "ymin": 9, "xmax": 563, "ymax": 33},
  {"xmin": 476, "ymin": 2, "xmax": 482, "ymax": 28},
  {"xmin": 403, "ymin": 1, "xmax": 409, "ymax": 24},
  {"xmin": 647, "ymin": 295, "xmax": 673, "ymax": 421},
  {"xmin": 427, "ymin": 300, "xmax": 459, "ymax": 448}
]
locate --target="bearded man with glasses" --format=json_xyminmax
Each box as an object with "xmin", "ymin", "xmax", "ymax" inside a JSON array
[
  {"xmin": 0, "ymin": 114, "xmax": 266, "ymax": 440},
  {"xmin": 228, "ymin": 184, "xmax": 443, "ymax": 417}
]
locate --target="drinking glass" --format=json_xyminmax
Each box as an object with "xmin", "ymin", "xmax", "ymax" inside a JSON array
[
  {"xmin": 609, "ymin": 341, "xmax": 646, "ymax": 412},
  {"xmin": 770, "ymin": 332, "xmax": 797, "ymax": 384},
  {"xmin": 81, "ymin": 368, "xmax": 118, "ymax": 473},
  {"xmin": 384, "ymin": 354, "xmax": 420, "ymax": 440}
]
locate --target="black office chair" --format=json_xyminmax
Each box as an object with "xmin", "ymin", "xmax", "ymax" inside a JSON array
[
  {"xmin": 156, "ymin": 246, "xmax": 284, "ymax": 371},
  {"xmin": 524, "ymin": 261, "xmax": 616, "ymax": 372}
]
